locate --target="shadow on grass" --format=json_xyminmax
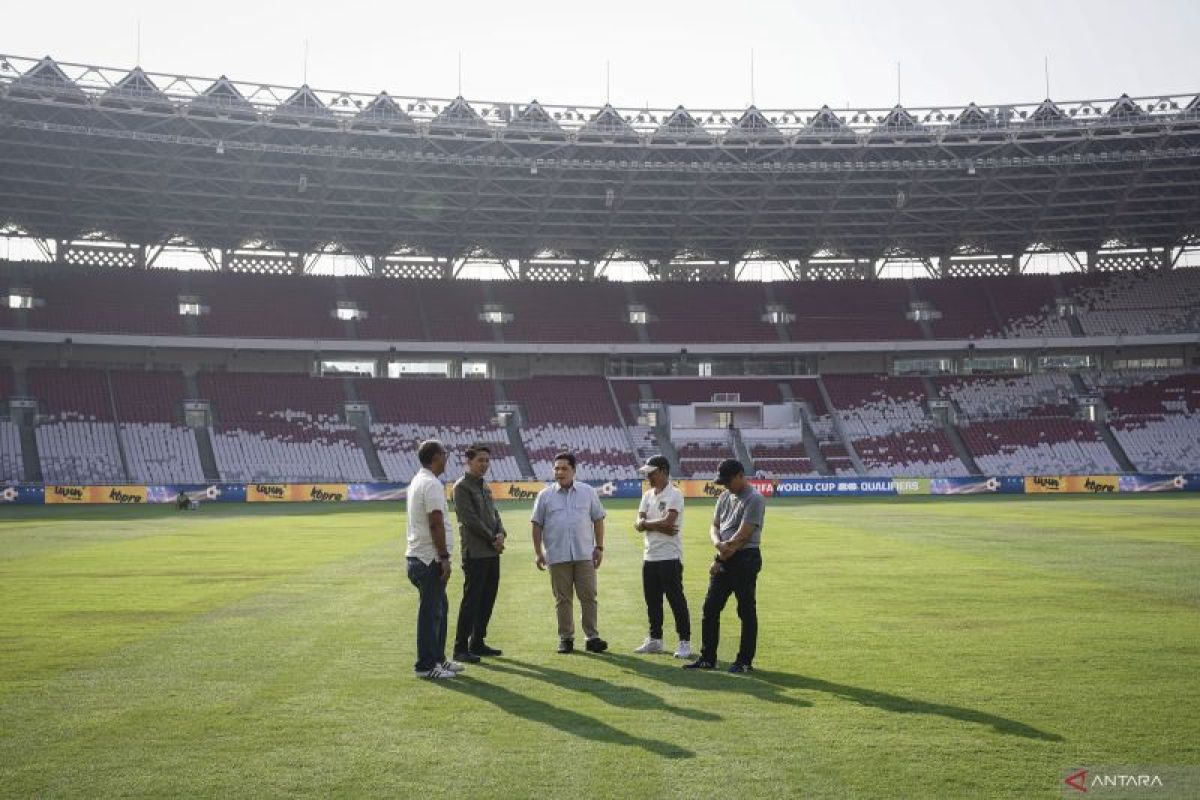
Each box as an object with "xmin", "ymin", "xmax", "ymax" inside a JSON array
[
  {"xmin": 750, "ymin": 669, "xmax": 1064, "ymax": 742},
  {"xmin": 483, "ymin": 657, "xmax": 721, "ymax": 722},
  {"xmin": 436, "ymin": 675, "xmax": 695, "ymax": 759},
  {"xmin": 606, "ymin": 653, "xmax": 813, "ymax": 710},
  {"xmin": 607, "ymin": 654, "xmax": 1061, "ymax": 741}
]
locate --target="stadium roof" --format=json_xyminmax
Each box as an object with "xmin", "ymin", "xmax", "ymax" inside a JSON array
[{"xmin": 1, "ymin": 53, "xmax": 1199, "ymax": 266}]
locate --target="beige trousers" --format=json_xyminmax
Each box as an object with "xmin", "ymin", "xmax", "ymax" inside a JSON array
[{"xmin": 548, "ymin": 560, "xmax": 598, "ymax": 640}]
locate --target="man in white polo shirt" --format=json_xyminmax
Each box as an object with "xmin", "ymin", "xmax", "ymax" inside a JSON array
[
  {"xmin": 633, "ymin": 455, "xmax": 692, "ymax": 659},
  {"xmin": 406, "ymin": 439, "xmax": 462, "ymax": 680}
]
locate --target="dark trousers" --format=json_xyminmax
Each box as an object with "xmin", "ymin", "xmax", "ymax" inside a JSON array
[
  {"xmin": 642, "ymin": 559, "xmax": 691, "ymax": 641},
  {"xmin": 454, "ymin": 556, "xmax": 500, "ymax": 654},
  {"xmin": 406, "ymin": 557, "xmax": 449, "ymax": 672},
  {"xmin": 700, "ymin": 548, "xmax": 762, "ymax": 664}
]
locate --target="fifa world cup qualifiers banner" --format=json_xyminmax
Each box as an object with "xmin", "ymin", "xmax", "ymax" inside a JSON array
[
  {"xmin": 46, "ymin": 485, "xmax": 148, "ymax": 504},
  {"xmin": 246, "ymin": 483, "xmax": 349, "ymax": 502}
]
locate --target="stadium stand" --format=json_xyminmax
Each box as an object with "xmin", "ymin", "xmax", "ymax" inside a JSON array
[
  {"xmin": 2, "ymin": 263, "xmax": 1198, "ymax": 343},
  {"xmin": 110, "ymin": 370, "xmax": 205, "ymax": 483},
  {"xmin": 28, "ymin": 367, "xmax": 126, "ymax": 484},
  {"xmin": 960, "ymin": 418, "xmax": 1119, "ymax": 475},
  {"xmin": 823, "ymin": 374, "xmax": 967, "ymax": 476},
  {"xmin": 504, "ymin": 376, "xmax": 636, "ymax": 480},
  {"xmin": 356, "ymin": 378, "xmax": 520, "ymax": 482},
  {"xmin": 199, "ymin": 372, "xmax": 373, "ymax": 482},
  {"xmin": 0, "ymin": 367, "xmax": 23, "ymax": 481},
  {"xmin": 1089, "ymin": 371, "xmax": 1200, "ymax": 472}
]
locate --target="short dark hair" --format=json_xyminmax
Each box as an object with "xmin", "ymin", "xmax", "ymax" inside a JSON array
[
  {"xmin": 464, "ymin": 444, "xmax": 491, "ymax": 461},
  {"xmin": 553, "ymin": 451, "xmax": 576, "ymax": 470},
  {"xmin": 417, "ymin": 439, "xmax": 446, "ymax": 467}
]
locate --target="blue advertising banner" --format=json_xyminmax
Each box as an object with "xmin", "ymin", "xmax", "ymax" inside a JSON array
[
  {"xmin": 930, "ymin": 476, "xmax": 1025, "ymax": 495},
  {"xmin": 348, "ymin": 483, "xmax": 407, "ymax": 502},
  {"xmin": 1118, "ymin": 474, "xmax": 1200, "ymax": 493},
  {"xmin": 145, "ymin": 484, "xmax": 247, "ymax": 504},
  {"xmin": 772, "ymin": 478, "xmax": 927, "ymax": 497},
  {"xmin": 591, "ymin": 479, "xmax": 644, "ymax": 499},
  {"xmin": 0, "ymin": 485, "xmax": 45, "ymax": 505}
]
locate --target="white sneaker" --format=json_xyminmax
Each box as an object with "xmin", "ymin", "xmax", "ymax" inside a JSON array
[
  {"xmin": 414, "ymin": 665, "xmax": 456, "ymax": 679},
  {"xmin": 633, "ymin": 637, "xmax": 665, "ymax": 654},
  {"xmin": 674, "ymin": 640, "xmax": 694, "ymax": 659},
  {"xmin": 442, "ymin": 660, "xmax": 466, "ymax": 673}
]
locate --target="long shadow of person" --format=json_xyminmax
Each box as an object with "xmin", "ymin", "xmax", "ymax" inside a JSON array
[
  {"xmin": 606, "ymin": 653, "xmax": 813, "ymax": 710},
  {"xmin": 483, "ymin": 657, "xmax": 723, "ymax": 722},
  {"xmin": 747, "ymin": 669, "xmax": 1063, "ymax": 741},
  {"xmin": 436, "ymin": 674, "xmax": 695, "ymax": 759},
  {"xmin": 607, "ymin": 654, "xmax": 1059, "ymax": 741}
]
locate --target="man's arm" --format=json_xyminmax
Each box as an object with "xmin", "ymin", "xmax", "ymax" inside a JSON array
[
  {"xmin": 710, "ymin": 504, "xmax": 723, "ymax": 548},
  {"xmin": 717, "ymin": 520, "xmax": 757, "ymax": 560},
  {"xmin": 592, "ymin": 516, "xmax": 605, "ymax": 568},
  {"xmin": 643, "ymin": 509, "xmax": 680, "ymax": 535},
  {"xmin": 532, "ymin": 521, "xmax": 546, "ymax": 570},
  {"xmin": 428, "ymin": 509, "xmax": 451, "ymax": 580}
]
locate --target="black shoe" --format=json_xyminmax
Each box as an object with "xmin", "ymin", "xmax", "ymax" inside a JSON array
[
  {"xmin": 683, "ymin": 658, "xmax": 716, "ymax": 670},
  {"xmin": 557, "ymin": 638, "xmax": 574, "ymax": 654},
  {"xmin": 471, "ymin": 644, "xmax": 503, "ymax": 657},
  {"xmin": 728, "ymin": 661, "xmax": 754, "ymax": 674},
  {"xmin": 585, "ymin": 637, "xmax": 608, "ymax": 653},
  {"xmin": 452, "ymin": 651, "xmax": 482, "ymax": 664}
]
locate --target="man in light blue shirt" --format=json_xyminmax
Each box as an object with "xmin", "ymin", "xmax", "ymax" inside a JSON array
[{"xmin": 531, "ymin": 452, "xmax": 608, "ymax": 655}]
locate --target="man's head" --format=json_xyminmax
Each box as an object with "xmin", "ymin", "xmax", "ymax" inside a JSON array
[
  {"xmin": 552, "ymin": 451, "xmax": 576, "ymax": 488},
  {"xmin": 417, "ymin": 439, "xmax": 447, "ymax": 477},
  {"xmin": 464, "ymin": 444, "xmax": 491, "ymax": 479},
  {"xmin": 637, "ymin": 454, "xmax": 671, "ymax": 489},
  {"xmin": 714, "ymin": 458, "xmax": 747, "ymax": 493}
]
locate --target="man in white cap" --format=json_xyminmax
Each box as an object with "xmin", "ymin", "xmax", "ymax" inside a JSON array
[{"xmin": 633, "ymin": 455, "xmax": 692, "ymax": 659}]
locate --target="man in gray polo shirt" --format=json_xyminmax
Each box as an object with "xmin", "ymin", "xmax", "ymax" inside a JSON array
[
  {"xmin": 683, "ymin": 458, "xmax": 766, "ymax": 674},
  {"xmin": 531, "ymin": 451, "xmax": 608, "ymax": 655}
]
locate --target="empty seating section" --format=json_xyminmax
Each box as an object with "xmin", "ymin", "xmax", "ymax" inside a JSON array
[
  {"xmin": 190, "ymin": 272, "xmax": 345, "ymax": 339},
  {"xmin": 773, "ymin": 280, "xmax": 917, "ymax": 342},
  {"xmin": 346, "ymin": 278, "xmax": 427, "ymax": 341},
  {"xmin": 962, "ymin": 419, "xmax": 1118, "ymax": 475},
  {"xmin": 851, "ymin": 430, "xmax": 965, "ymax": 477},
  {"xmin": 200, "ymin": 372, "xmax": 371, "ymax": 482},
  {"xmin": 635, "ymin": 282, "xmax": 772, "ymax": 343},
  {"xmin": 357, "ymin": 378, "xmax": 517, "ymax": 482},
  {"xmin": 747, "ymin": 440, "xmax": 818, "ymax": 477},
  {"xmin": 1090, "ymin": 371, "xmax": 1200, "ymax": 472},
  {"xmin": 819, "ymin": 442, "xmax": 857, "ymax": 476},
  {"xmin": 110, "ymin": 370, "xmax": 204, "ymax": 483},
  {"xmin": 1070, "ymin": 271, "xmax": 1200, "ymax": 336},
  {"xmin": 491, "ymin": 281, "xmax": 636, "ymax": 343},
  {"xmin": 3, "ymin": 262, "xmax": 1198, "ymax": 343},
  {"xmin": 823, "ymin": 374, "xmax": 965, "ymax": 475},
  {"xmin": 394, "ymin": 281, "xmax": 493, "ymax": 342},
  {"xmin": 937, "ymin": 373, "xmax": 1077, "ymax": 420},
  {"xmin": 610, "ymin": 380, "xmax": 646, "ymax": 425},
  {"xmin": 25, "ymin": 268, "xmax": 186, "ymax": 335},
  {"xmin": 28, "ymin": 368, "xmax": 125, "ymax": 483},
  {"xmin": 0, "ymin": 420, "xmax": 23, "ymax": 481},
  {"xmin": 674, "ymin": 436, "xmax": 737, "ymax": 478},
  {"xmin": 506, "ymin": 377, "xmax": 634, "ymax": 480}
]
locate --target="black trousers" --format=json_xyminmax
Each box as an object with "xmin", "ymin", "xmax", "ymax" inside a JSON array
[
  {"xmin": 454, "ymin": 556, "xmax": 500, "ymax": 654},
  {"xmin": 642, "ymin": 559, "xmax": 691, "ymax": 640},
  {"xmin": 700, "ymin": 548, "xmax": 762, "ymax": 664}
]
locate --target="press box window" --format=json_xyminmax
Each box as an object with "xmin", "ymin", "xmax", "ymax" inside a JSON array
[
  {"xmin": 388, "ymin": 361, "xmax": 451, "ymax": 378},
  {"xmin": 334, "ymin": 301, "xmax": 366, "ymax": 321},
  {"xmin": 461, "ymin": 361, "xmax": 489, "ymax": 378},
  {"xmin": 178, "ymin": 295, "xmax": 207, "ymax": 316},
  {"xmin": 479, "ymin": 304, "xmax": 512, "ymax": 324},
  {"xmin": 7, "ymin": 289, "xmax": 33, "ymax": 310}
]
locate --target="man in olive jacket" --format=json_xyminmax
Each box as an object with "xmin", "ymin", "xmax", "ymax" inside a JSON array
[{"xmin": 452, "ymin": 445, "xmax": 507, "ymax": 662}]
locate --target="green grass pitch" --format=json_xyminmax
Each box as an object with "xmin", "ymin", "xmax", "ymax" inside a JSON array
[{"xmin": 1, "ymin": 495, "xmax": 1197, "ymax": 798}]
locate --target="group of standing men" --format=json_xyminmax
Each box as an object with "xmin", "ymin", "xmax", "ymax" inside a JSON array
[{"xmin": 404, "ymin": 440, "xmax": 766, "ymax": 680}]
